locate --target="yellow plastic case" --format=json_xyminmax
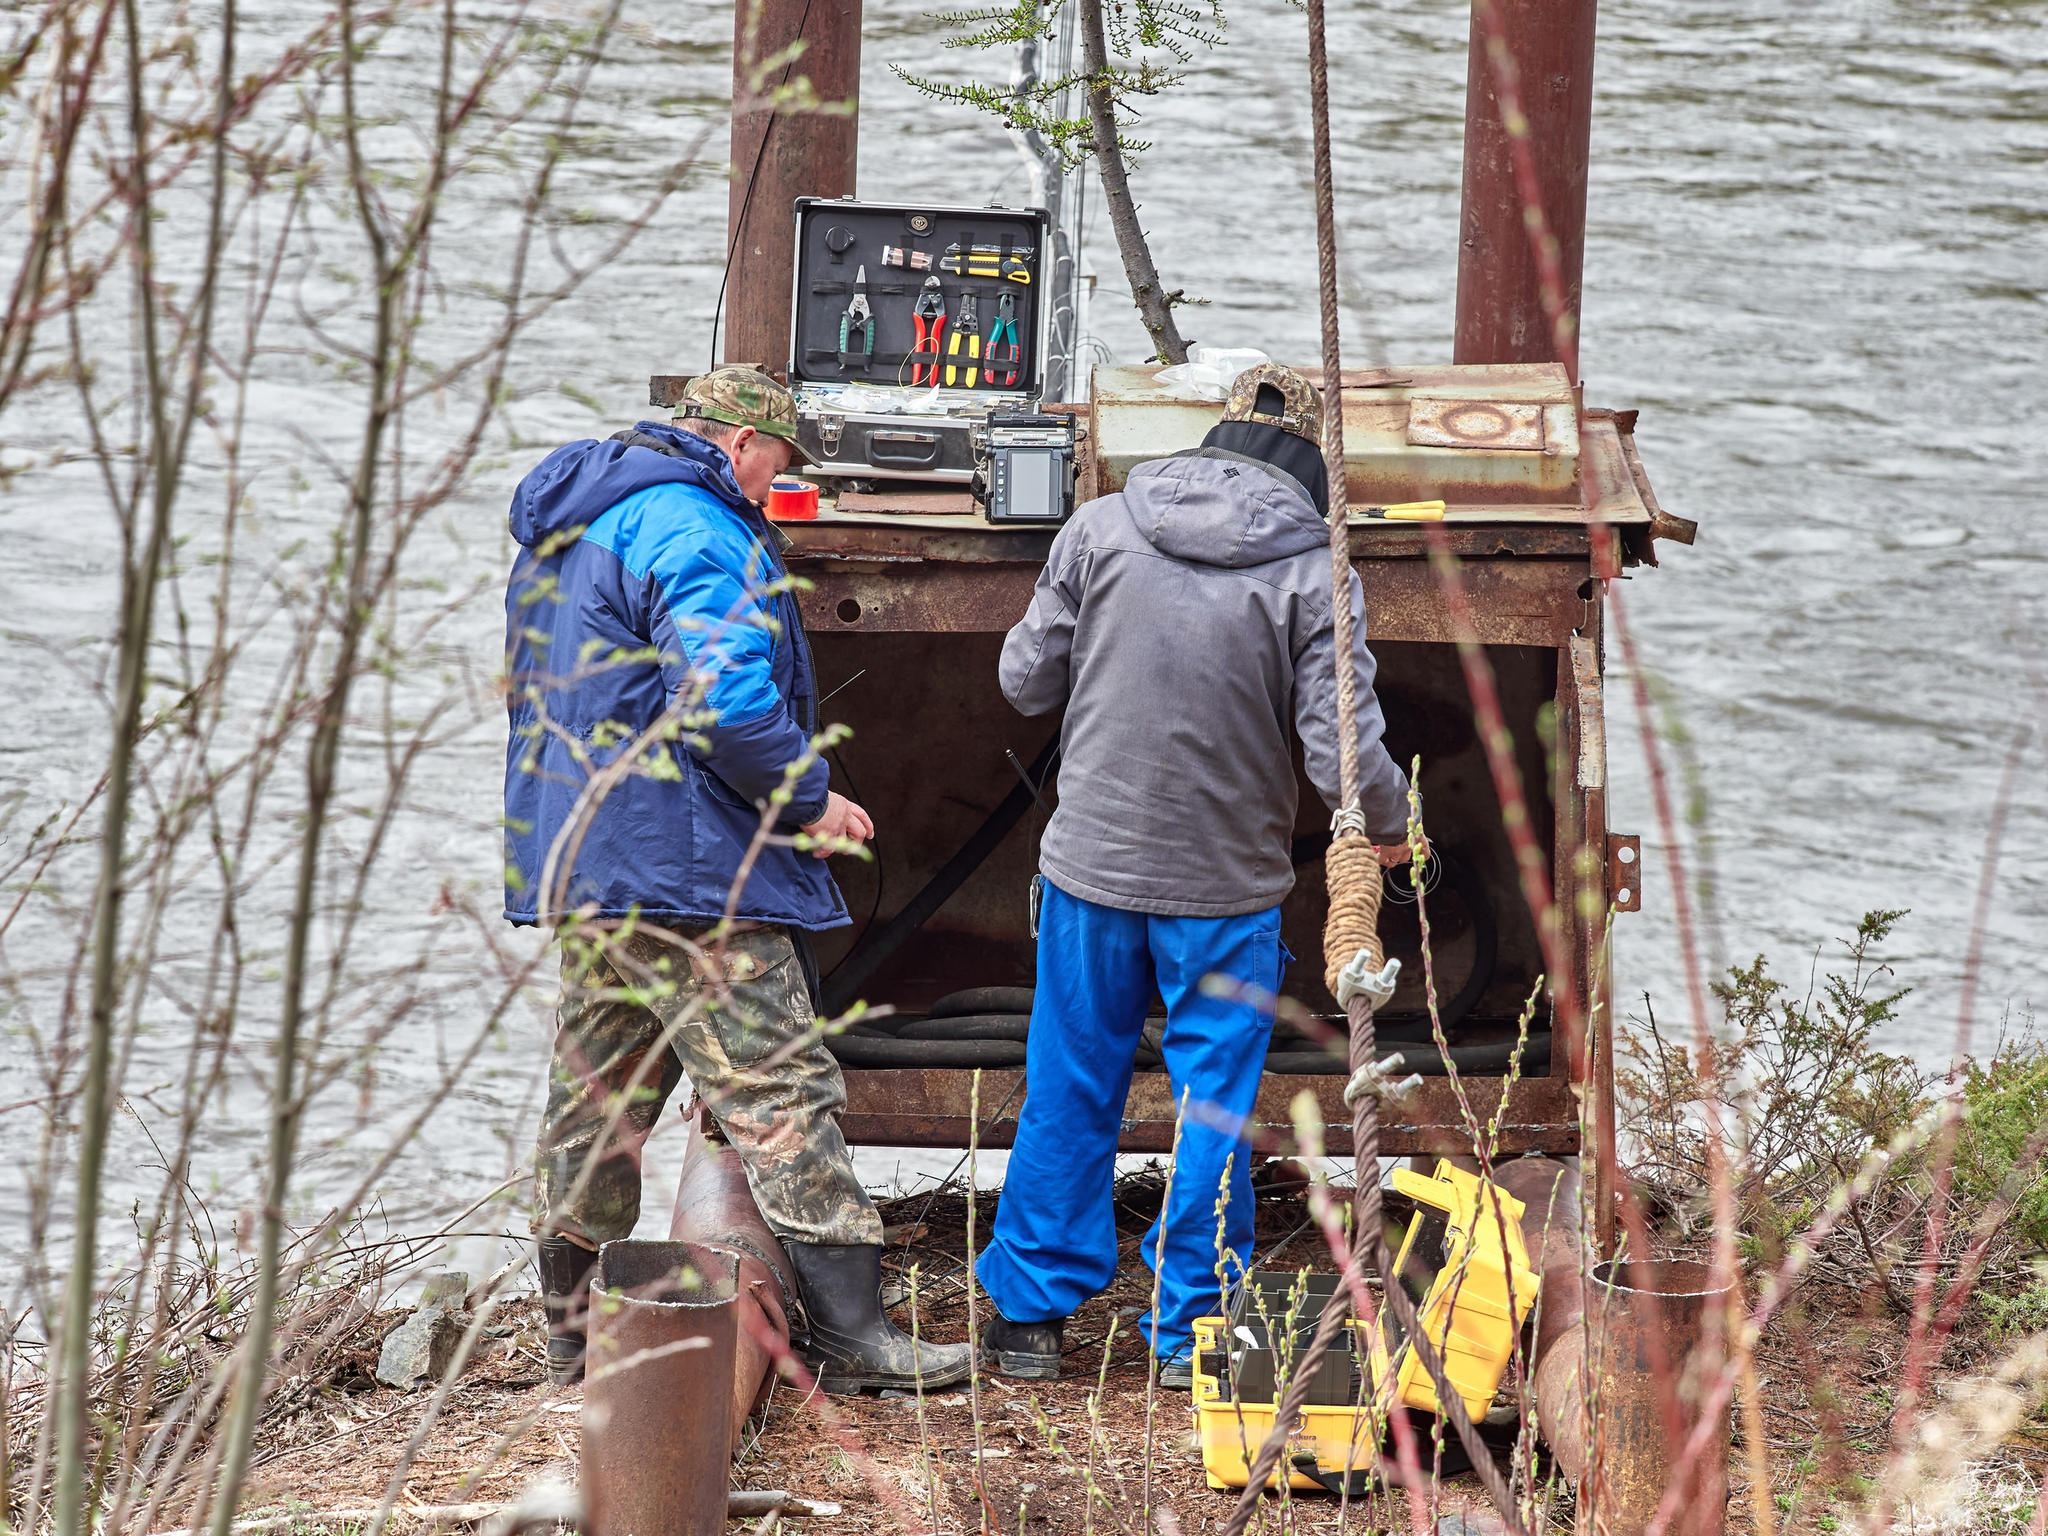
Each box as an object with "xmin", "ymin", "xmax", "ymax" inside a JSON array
[
  {"xmin": 1189, "ymin": 1162, "xmax": 1540, "ymax": 1493},
  {"xmin": 1383, "ymin": 1161, "xmax": 1540, "ymax": 1422},
  {"xmin": 1191, "ymin": 1316, "xmax": 1381, "ymax": 1492}
]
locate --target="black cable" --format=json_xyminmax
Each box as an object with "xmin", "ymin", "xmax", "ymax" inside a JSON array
[
  {"xmin": 896, "ymin": 1014, "xmax": 1031, "ymax": 1042},
  {"xmin": 819, "ymin": 734, "xmax": 1061, "ymax": 1016},
  {"xmin": 709, "ymin": 0, "xmax": 819, "ymax": 370},
  {"xmin": 930, "ymin": 986, "xmax": 1036, "ymax": 1018},
  {"xmin": 826, "ymin": 1037, "xmax": 1028, "ymax": 1069}
]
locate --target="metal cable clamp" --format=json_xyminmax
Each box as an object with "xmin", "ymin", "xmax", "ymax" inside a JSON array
[{"xmin": 1344, "ymin": 1052, "xmax": 1424, "ymax": 1109}]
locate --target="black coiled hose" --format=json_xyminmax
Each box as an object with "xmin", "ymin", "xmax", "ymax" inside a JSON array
[{"xmin": 823, "ymin": 990, "xmax": 1547, "ymax": 1076}]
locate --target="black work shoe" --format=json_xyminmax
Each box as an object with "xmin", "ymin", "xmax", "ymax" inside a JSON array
[
  {"xmin": 784, "ymin": 1241, "xmax": 975, "ymax": 1396},
  {"xmin": 1156, "ymin": 1345, "xmax": 1196, "ymax": 1391},
  {"xmin": 981, "ymin": 1313, "xmax": 1063, "ymax": 1380},
  {"xmin": 536, "ymin": 1236, "xmax": 598, "ymax": 1385}
]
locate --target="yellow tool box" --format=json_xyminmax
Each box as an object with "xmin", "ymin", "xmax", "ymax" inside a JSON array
[
  {"xmin": 1382, "ymin": 1161, "xmax": 1540, "ymax": 1422},
  {"xmin": 1189, "ymin": 1162, "xmax": 1540, "ymax": 1493},
  {"xmin": 1191, "ymin": 1274, "xmax": 1381, "ymax": 1494}
]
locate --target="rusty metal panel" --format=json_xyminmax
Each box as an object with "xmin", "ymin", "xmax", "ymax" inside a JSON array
[
  {"xmin": 796, "ymin": 555, "xmax": 1587, "ymax": 643},
  {"xmin": 1569, "ymin": 634, "xmax": 1605, "ymax": 789},
  {"xmin": 1407, "ymin": 397, "xmax": 1545, "ymax": 452},
  {"xmin": 795, "ymin": 562, "xmax": 1042, "ymax": 633},
  {"xmin": 1556, "ymin": 618, "xmax": 1618, "ymax": 1255},
  {"xmin": 1338, "ymin": 362, "xmax": 1570, "ymax": 395},
  {"xmin": 1355, "ymin": 559, "xmax": 1590, "ymax": 647},
  {"xmin": 836, "ymin": 1067, "xmax": 1577, "ymax": 1157},
  {"xmin": 785, "ymin": 522, "xmax": 1056, "ymax": 565},
  {"xmin": 1620, "ymin": 423, "xmax": 1698, "ymax": 549},
  {"xmin": 1091, "ymin": 362, "xmax": 1585, "ymax": 504}
]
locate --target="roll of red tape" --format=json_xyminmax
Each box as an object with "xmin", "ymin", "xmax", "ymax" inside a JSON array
[{"xmin": 766, "ymin": 478, "xmax": 820, "ymax": 521}]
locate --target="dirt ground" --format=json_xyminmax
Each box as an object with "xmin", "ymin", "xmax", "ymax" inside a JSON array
[{"xmin": 230, "ymin": 1173, "xmax": 2044, "ymax": 1536}]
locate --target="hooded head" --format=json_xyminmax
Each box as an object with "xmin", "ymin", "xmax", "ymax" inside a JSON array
[
  {"xmin": 1201, "ymin": 363, "xmax": 1329, "ymax": 518},
  {"xmin": 1221, "ymin": 362, "xmax": 1322, "ymax": 443}
]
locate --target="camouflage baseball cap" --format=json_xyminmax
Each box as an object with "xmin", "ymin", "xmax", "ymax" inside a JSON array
[
  {"xmin": 677, "ymin": 364, "xmax": 814, "ymax": 466},
  {"xmin": 1221, "ymin": 363, "xmax": 1322, "ymax": 446}
]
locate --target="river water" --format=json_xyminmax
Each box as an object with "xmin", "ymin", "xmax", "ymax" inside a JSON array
[{"xmin": 2, "ymin": 0, "xmax": 2044, "ymax": 1279}]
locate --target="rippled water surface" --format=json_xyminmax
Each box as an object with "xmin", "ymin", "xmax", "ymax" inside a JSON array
[{"xmin": 3, "ymin": 0, "xmax": 2044, "ymax": 1266}]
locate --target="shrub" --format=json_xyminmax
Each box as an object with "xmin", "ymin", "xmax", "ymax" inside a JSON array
[
  {"xmin": 1619, "ymin": 909, "xmax": 1934, "ymax": 1250},
  {"xmin": 1954, "ymin": 1041, "xmax": 2048, "ymax": 1254}
]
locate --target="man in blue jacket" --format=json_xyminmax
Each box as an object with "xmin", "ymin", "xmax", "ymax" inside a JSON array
[{"xmin": 503, "ymin": 366, "xmax": 971, "ymax": 1393}]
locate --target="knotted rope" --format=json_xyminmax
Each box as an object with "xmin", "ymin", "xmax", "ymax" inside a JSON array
[{"xmin": 1321, "ymin": 833, "xmax": 1385, "ymax": 995}]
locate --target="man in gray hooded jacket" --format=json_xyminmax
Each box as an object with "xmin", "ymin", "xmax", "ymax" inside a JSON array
[{"xmin": 975, "ymin": 364, "xmax": 1415, "ymax": 1386}]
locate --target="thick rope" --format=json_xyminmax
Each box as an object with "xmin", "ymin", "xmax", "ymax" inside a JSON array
[
  {"xmin": 1322, "ymin": 834, "xmax": 1386, "ymax": 995},
  {"xmin": 1216, "ymin": 0, "xmax": 1532, "ymax": 1524}
]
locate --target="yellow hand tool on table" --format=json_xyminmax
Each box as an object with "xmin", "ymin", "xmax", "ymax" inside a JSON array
[{"xmin": 1359, "ymin": 500, "xmax": 1447, "ymax": 521}]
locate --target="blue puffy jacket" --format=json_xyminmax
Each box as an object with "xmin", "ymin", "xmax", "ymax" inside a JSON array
[{"xmin": 502, "ymin": 422, "xmax": 847, "ymax": 932}]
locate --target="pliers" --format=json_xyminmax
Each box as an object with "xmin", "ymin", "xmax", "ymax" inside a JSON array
[
  {"xmin": 838, "ymin": 264, "xmax": 873, "ymax": 368},
  {"xmin": 984, "ymin": 290, "xmax": 1020, "ymax": 388},
  {"xmin": 945, "ymin": 292, "xmax": 981, "ymax": 388},
  {"xmin": 909, "ymin": 276, "xmax": 947, "ymax": 386}
]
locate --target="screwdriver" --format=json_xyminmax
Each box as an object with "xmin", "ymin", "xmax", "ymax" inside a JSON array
[{"xmin": 1359, "ymin": 500, "xmax": 1447, "ymax": 521}]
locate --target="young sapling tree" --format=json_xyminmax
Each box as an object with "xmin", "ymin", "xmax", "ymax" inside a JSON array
[{"xmin": 896, "ymin": 0, "xmax": 1222, "ymax": 364}]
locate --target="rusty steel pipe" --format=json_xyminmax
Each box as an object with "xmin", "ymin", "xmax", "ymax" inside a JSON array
[
  {"xmin": 722, "ymin": 0, "xmax": 862, "ymax": 372},
  {"xmin": 1494, "ymin": 1156, "xmax": 1585, "ymax": 1367},
  {"xmin": 1533, "ymin": 1256, "xmax": 1733, "ymax": 1536},
  {"xmin": 668, "ymin": 1112, "xmax": 796, "ymax": 1445},
  {"xmin": 1451, "ymin": 0, "xmax": 1598, "ymax": 369},
  {"xmin": 581, "ymin": 1240, "xmax": 740, "ymax": 1536}
]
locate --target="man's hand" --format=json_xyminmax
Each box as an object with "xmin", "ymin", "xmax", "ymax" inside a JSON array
[
  {"xmin": 801, "ymin": 791, "xmax": 874, "ymax": 859},
  {"xmin": 1375, "ymin": 833, "xmax": 1428, "ymax": 868}
]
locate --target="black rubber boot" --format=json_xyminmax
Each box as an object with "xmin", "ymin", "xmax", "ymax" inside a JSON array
[
  {"xmin": 783, "ymin": 1242, "xmax": 975, "ymax": 1395},
  {"xmin": 982, "ymin": 1313, "xmax": 1063, "ymax": 1380},
  {"xmin": 537, "ymin": 1236, "xmax": 598, "ymax": 1384}
]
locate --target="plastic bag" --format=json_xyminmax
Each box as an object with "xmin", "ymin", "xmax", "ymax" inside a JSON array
[{"xmin": 1153, "ymin": 346, "xmax": 1271, "ymax": 402}]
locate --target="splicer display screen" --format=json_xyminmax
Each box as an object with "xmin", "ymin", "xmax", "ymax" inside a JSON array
[{"xmin": 1005, "ymin": 448, "xmax": 1057, "ymax": 520}]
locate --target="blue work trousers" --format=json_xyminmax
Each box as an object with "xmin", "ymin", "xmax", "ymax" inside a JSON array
[{"xmin": 979, "ymin": 880, "xmax": 1281, "ymax": 1357}]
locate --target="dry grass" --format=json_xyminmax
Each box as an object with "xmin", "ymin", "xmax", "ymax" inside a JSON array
[{"xmin": 156, "ymin": 1180, "xmax": 2044, "ymax": 1536}]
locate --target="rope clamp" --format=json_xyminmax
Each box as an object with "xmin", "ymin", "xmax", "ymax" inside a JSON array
[
  {"xmin": 1329, "ymin": 806, "xmax": 1368, "ymax": 839},
  {"xmin": 1344, "ymin": 1053, "xmax": 1423, "ymax": 1109},
  {"xmin": 1334, "ymin": 950, "xmax": 1399, "ymax": 1010}
]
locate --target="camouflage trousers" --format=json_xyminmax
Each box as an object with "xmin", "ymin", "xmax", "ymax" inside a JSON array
[{"xmin": 533, "ymin": 923, "xmax": 883, "ymax": 1248}]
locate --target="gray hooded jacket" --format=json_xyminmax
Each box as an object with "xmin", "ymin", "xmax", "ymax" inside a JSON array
[{"xmin": 1000, "ymin": 451, "xmax": 1412, "ymax": 918}]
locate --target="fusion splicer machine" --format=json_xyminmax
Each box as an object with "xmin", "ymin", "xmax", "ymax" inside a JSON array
[{"xmin": 972, "ymin": 410, "xmax": 1076, "ymax": 526}]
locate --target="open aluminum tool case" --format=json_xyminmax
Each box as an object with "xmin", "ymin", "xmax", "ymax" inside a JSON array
[{"xmin": 787, "ymin": 196, "xmax": 1051, "ymax": 483}]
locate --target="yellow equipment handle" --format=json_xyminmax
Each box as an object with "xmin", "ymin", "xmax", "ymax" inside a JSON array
[{"xmin": 1363, "ymin": 500, "xmax": 1447, "ymax": 522}]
